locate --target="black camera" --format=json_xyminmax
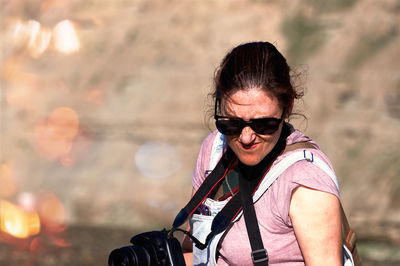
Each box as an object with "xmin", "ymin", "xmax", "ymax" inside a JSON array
[{"xmin": 108, "ymin": 229, "xmax": 186, "ymax": 266}]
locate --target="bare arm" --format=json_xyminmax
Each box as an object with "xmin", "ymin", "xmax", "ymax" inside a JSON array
[{"xmin": 289, "ymin": 186, "xmax": 342, "ymax": 266}]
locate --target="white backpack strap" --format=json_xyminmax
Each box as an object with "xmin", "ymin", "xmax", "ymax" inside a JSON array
[
  {"xmin": 253, "ymin": 149, "xmax": 339, "ymax": 201},
  {"xmin": 209, "ymin": 132, "xmax": 227, "ymax": 170}
]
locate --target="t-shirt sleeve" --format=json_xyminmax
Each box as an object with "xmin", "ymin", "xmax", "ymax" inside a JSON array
[{"xmin": 273, "ymin": 158, "xmax": 340, "ymax": 226}]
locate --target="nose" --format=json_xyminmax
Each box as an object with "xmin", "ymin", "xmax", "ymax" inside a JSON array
[{"xmin": 239, "ymin": 126, "xmax": 256, "ymax": 144}]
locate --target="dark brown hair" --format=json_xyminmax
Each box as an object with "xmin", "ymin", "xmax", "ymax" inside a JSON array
[{"xmin": 213, "ymin": 42, "xmax": 303, "ymax": 119}]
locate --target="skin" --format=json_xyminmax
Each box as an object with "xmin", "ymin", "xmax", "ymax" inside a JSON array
[
  {"xmin": 183, "ymin": 88, "xmax": 342, "ymax": 265},
  {"xmin": 221, "ymin": 88, "xmax": 283, "ymax": 166},
  {"xmin": 290, "ymin": 186, "xmax": 342, "ymax": 265}
]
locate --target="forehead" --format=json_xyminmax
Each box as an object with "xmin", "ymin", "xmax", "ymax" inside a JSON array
[{"xmin": 221, "ymin": 88, "xmax": 281, "ymax": 118}]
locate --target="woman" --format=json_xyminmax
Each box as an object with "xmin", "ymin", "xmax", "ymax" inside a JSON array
[{"xmin": 182, "ymin": 42, "xmax": 342, "ymax": 265}]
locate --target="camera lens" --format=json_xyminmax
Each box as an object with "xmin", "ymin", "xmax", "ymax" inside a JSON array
[{"xmin": 108, "ymin": 245, "xmax": 151, "ymax": 266}]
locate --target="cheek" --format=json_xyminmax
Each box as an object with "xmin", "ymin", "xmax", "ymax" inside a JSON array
[
  {"xmin": 259, "ymin": 137, "xmax": 276, "ymax": 154},
  {"xmin": 258, "ymin": 130, "xmax": 283, "ymax": 152},
  {"xmin": 265, "ymin": 130, "xmax": 281, "ymax": 146},
  {"xmin": 225, "ymin": 135, "xmax": 237, "ymax": 148}
]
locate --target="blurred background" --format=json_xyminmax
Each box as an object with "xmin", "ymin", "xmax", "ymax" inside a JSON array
[{"xmin": 1, "ymin": 0, "xmax": 399, "ymax": 265}]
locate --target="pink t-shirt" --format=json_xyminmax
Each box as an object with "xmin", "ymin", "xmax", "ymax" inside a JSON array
[{"xmin": 191, "ymin": 127, "xmax": 340, "ymax": 265}]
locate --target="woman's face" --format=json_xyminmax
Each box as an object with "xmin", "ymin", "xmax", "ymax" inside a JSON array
[{"xmin": 221, "ymin": 88, "xmax": 284, "ymax": 166}]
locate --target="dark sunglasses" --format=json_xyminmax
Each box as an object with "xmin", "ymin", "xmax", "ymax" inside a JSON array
[{"xmin": 214, "ymin": 97, "xmax": 283, "ymax": 136}]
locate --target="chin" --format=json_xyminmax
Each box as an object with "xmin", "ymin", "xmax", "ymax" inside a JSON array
[{"xmin": 237, "ymin": 156, "xmax": 262, "ymax": 166}]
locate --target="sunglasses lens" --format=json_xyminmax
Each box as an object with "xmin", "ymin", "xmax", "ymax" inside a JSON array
[
  {"xmin": 251, "ymin": 119, "xmax": 281, "ymax": 135},
  {"xmin": 215, "ymin": 119, "xmax": 243, "ymax": 135},
  {"xmin": 216, "ymin": 118, "xmax": 281, "ymax": 135}
]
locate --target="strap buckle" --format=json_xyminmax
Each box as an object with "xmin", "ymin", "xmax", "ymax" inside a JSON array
[
  {"xmin": 251, "ymin": 249, "xmax": 268, "ymax": 263},
  {"xmin": 303, "ymin": 150, "xmax": 314, "ymax": 162}
]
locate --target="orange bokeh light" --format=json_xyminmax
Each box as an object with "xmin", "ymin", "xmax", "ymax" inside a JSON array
[
  {"xmin": 34, "ymin": 107, "xmax": 79, "ymax": 162},
  {"xmin": 0, "ymin": 200, "xmax": 40, "ymax": 239}
]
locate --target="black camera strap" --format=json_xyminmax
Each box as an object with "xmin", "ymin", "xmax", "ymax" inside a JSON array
[
  {"xmin": 238, "ymin": 162, "xmax": 269, "ymax": 265},
  {"xmin": 172, "ymin": 148, "xmax": 236, "ymax": 229}
]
